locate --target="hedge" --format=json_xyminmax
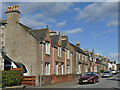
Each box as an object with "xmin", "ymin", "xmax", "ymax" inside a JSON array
[
  {"xmin": 100, "ymin": 69, "xmax": 105, "ymax": 73},
  {"xmin": 2, "ymin": 70, "xmax": 24, "ymax": 87}
]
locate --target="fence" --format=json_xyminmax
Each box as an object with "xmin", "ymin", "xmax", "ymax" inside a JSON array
[{"xmin": 21, "ymin": 76, "xmax": 35, "ymax": 86}]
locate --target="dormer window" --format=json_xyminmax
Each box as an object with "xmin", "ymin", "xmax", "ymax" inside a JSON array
[
  {"xmin": 46, "ymin": 42, "xmax": 50, "ymax": 54},
  {"xmin": 58, "ymin": 47, "xmax": 59, "ymax": 57},
  {"xmin": 67, "ymin": 49, "xmax": 69, "ymax": 59},
  {"xmin": 85, "ymin": 56, "xmax": 86, "ymax": 60},
  {"xmin": 82, "ymin": 55, "xmax": 84, "ymax": 60},
  {"xmin": 79, "ymin": 54, "xmax": 80, "ymax": 60},
  {"xmin": 58, "ymin": 47, "xmax": 61, "ymax": 58}
]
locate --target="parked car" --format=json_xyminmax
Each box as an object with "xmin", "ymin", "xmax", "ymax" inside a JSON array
[
  {"xmin": 102, "ymin": 71, "xmax": 113, "ymax": 78},
  {"xmin": 79, "ymin": 72, "xmax": 99, "ymax": 84},
  {"xmin": 111, "ymin": 70, "xmax": 117, "ymax": 75},
  {"xmin": 117, "ymin": 69, "xmax": 120, "ymax": 73}
]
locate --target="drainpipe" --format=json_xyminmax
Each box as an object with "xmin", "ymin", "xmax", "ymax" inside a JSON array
[
  {"xmin": 65, "ymin": 50, "xmax": 66, "ymax": 74},
  {"xmin": 53, "ymin": 47, "xmax": 54, "ymax": 74},
  {"xmin": 40, "ymin": 43, "xmax": 44, "ymax": 86}
]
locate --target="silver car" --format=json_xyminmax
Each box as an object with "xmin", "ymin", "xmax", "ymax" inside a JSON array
[{"xmin": 102, "ymin": 71, "xmax": 113, "ymax": 78}]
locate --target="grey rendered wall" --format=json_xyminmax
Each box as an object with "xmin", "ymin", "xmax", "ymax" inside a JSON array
[{"xmin": 4, "ymin": 11, "xmax": 40, "ymax": 77}]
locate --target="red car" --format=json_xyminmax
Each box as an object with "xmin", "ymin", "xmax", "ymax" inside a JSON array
[{"xmin": 79, "ymin": 72, "xmax": 99, "ymax": 84}]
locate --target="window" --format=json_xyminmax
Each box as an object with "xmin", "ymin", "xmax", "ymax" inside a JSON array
[
  {"xmin": 70, "ymin": 53, "xmax": 72, "ymax": 73},
  {"xmin": 78, "ymin": 64, "xmax": 81, "ymax": 73},
  {"xmin": 86, "ymin": 66, "xmax": 88, "ymax": 72},
  {"xmin": 79, "ymin": 54, "xmax": 80, "ymax": 60},
  {"xmin": 45, "ymin": 62, "xmax": 50, "ymax": 75},
  {"xmin": 82, "ymin": 55, "xmax": 84, "ymax": 60},
  {"xmin": 46, "ymin": 42, "xmax": 50, "ymax": 54},
  {"xmin": 61, "ymin": 64, "xmax": 63, "ymax": 75},
  {"xmin": 55, "ymin": 63, "xmax": 58, "ymax": 75},
  {"xmin": 85, "ymin": 56, "xmax": 87, "ymax": 61},
  {"xmin": 67, "ymin": 49, "xmax": 69, "ymax": 59},
  {"xmin": 60, "ymin": 47, "xmax": 61, "ymax": 57},
  {"xmin": 67, "ymin": 65, "xmax": 70, "ymax": 74},
  {"xmin": 58, "ymin": 47, "xmax": 59, "ymax": 57}
]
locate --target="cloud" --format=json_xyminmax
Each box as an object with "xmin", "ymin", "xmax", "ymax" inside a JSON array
[
  {"xmin": 74, "ymin": 8, "xmax": 81, "ymax": 12},
  {"xmin": 74, "ymin": 2, "xmax": 118, "ymax": 22},
  {"xmin": 108, "ymin": 53, "xmax": 118, "ymax": 63},
  {"xmin": 65, "ymin": 28, "xmax": 83, "ymax": 34},
  {"xmin": 2, "ymin": 2, "xmax": 71, "ymax": 29},
  {"xmin": 104, "ymin": 29, "xmax": 117, "ymax": 33},
  {"xmin": 107, "ymin": 21, "xmax": 118, "ymax": 27},
  {"xmin": 56, "ymin": 21, "xmax": 66, "ymax": 27}
]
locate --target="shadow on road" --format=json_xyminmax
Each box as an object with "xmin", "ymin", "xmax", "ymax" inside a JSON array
[
  {"xmin": 112, "ymin": 87, "xmax": 120, "ymax": 90},
  {"xmin": 107, "ymin": 78, "xmax": 120, "ymax": 82}
]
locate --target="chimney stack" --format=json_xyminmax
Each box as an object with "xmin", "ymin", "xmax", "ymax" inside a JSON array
[
  {"xmin": 46, "ymin": 25, "xmax": 49, "ymax": 30},
  {"xmin": 58, "ymin": 32, "xmax": 60, "ymax": 36},
  {"xmin": 62, "ymin": 33, "xmax": 64, "ymax": 36},
  {"xmin": 49, "ymin": 30, "xmax": 57, "ymax": 36},
  {"xmin": 6, "ymin": 5, "xmax": 20, "ymax": 23},
  {"xmin": 61, "ymin": 32, "xmax": 68, "ymax": 40},
  {"xmin": 76, "ymin": 41, "xmax": 80, "ymax": 48},
  {"xmin": 83, "ymin": 49, "xmax": 88, "ymax": 53}
]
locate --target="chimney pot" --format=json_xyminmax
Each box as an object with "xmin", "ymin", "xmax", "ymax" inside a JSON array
[
  {"xmin": 13, "ymin": 5, "xmax": 16, "ymax": 11},
  {"xmin": 11, "ymin": 6, "xmax": 13, "ymax": 11},
  {"xmin": 15, "ymin": 5, "xmax": 19, "ymax": 11},
  {"xmin": 8, "ymin": 6, "xmax": 11, "ymax": 11},
  {"xmin": 46, "ymin": 25, "xmax": 49, "ymax": 29},
  {"xmin": 58, "ymin": 32, "xmax": 60, "ymax": 36},
  {"xmin": 64, "ymin": 32, "xmax": 66, "ymax": 36},
  {"xmin": 76, "ymin": 41, "xmax": 80, "ymax": 48},
  {"xmin": 62, "ymin": 33, "xmax": 64, "ymax": 36}
]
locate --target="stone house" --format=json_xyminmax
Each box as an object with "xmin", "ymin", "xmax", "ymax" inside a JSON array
[
  {"xmin": 61, "ymin": 32, "xmax": 73, "ymax": 74},
  {"xmin": 69, "ymin": 41, "xmax": 89, "ymax": 74}
]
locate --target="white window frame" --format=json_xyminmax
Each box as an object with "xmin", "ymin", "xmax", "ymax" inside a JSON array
[
  {"xmin": 78, "ymin": 64, "xmax": 81, "ymax": 74},
  {"xmin": 46, "ymin": 42, "xmax": 50, "ymax": 54},
  {"xmin": 79, "ymin": 54, "xmax": 80, "ymax": 60},
  {"xmin": 85, "ymin": 56, "xmax": 87, "ymax": 61},
  {"xmin": 61, "ymin": 64, "xmax": 63, "ymax": 75},
  {"xmin": 55, "ymin": 63, "xmax": 58, "ymax": 75},
  {"xmin": 70, "ymin": 53, "xmax": 72, "ymax": 73},
  {"xmin": 58, "ymin": 47, "xmax": 59, "ymax": 57},
  {"xmin": 82, "ymin": 55, "xmax": 84, "ymax": 60},
  {"xmin": 60, "ymin": 47, "xmax": 61, "ymax": 57},
  {"xmin": 67, "ymin": 49, "xmax": 69, "ymax": 59},
  {"xmin": 86, "ymin": 65, "xmax": 88, "ymax": 72},
  {"xmin": 67, "ymin": 65, "xmax": 70, "ymax": 74},
  {"xmin": 45, "ymin": 62, "xmax": 50, "ymax": 75}
]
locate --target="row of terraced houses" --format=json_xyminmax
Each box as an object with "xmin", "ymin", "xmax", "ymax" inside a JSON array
[{"xmin": 0, "ymin": 5, "xmax": 116, "ymax": 86}]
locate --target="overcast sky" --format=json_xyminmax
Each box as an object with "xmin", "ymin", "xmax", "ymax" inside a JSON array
[{"xmin": 1, "ymin": 2, "xmax": 119, "ymax": 63}]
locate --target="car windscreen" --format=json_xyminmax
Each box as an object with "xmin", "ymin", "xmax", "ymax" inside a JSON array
[
  {"xmin": 82, "ymin": 73, "xmax": 93, "ymax": 76},
  {"xmin": 104, "ymin": 71, "xmax": 110, "ymax": 73}
]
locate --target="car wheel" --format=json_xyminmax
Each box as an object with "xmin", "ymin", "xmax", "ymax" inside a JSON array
[
  {"xmin": 92, "ymin": 79, "xmax": 95, "ymax": 84},
  {"xmin": 97, "ymin": 78, "xmax": 99, "ymax": 82}
]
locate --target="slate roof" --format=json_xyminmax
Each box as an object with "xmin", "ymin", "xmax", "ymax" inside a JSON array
[
  {"xmin": 61, "ymin": 40, "xmax": 67, "ymax": 49},
  {"xmin": 31, "ymin": 29, "xmax": 46, "ymax": 41},
  {"xmin": 50, "ymin": 35, "xmax": 59, "ymax": 46},
  {"xmin": 69, "ymin": 43, "xmax": 88, "ymax": 55},
  {"xmin": 1, "ymin": 20, "xmax": 7, "ymax": 25},
  {"xmin": 19, "ymin": 23, "xmax": 39, "ymax": 40}
]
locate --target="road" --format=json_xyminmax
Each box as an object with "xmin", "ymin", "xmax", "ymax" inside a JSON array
[
  {"xmin": 74, "ymin": 74, "xmax": 120, "ymax": 89},
  {"xmin": 2, "ymin": 73, "xmax": 120, "ymax": 90}
]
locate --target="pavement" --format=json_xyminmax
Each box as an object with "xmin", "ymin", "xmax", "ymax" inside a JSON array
[{"xmin": 2, "ymin": 73, "xmax": 120, "ymax": 90}]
